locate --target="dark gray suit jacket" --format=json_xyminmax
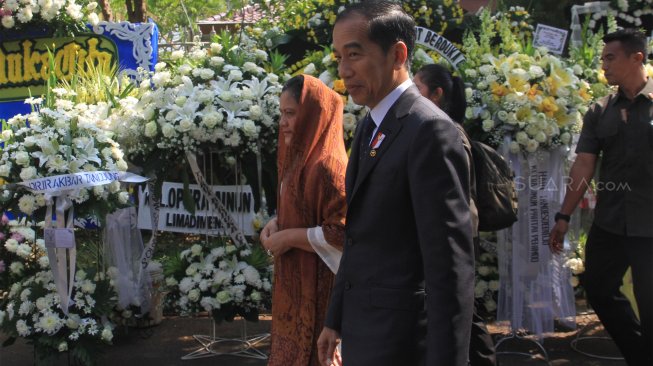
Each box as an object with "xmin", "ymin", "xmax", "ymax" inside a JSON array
[{"xmin": 325, "ymin": 86, "xmax": 475, "ymax": 366}]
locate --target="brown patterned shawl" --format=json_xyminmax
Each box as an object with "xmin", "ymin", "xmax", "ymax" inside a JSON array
[{"xmin": 268, "ymin": 74, "xmax": 348, "ymax": 366}]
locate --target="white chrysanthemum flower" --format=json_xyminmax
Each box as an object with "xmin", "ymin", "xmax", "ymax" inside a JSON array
[
  {"xmin": 229, "ymin": 70, "xmax": 243, "ymax": 81},
  {"xmin": 16, "ymin": 319, "xmax": 31, "ymax": 336},
  {"xmin": 118, "ymin": 191, "xmax": 130, "ymax": 205},
  {"xmin": 36, "ymin": 311, "xmax": 64, "ymax": 334},
  {"xmin": 178, "ymin": 277, "xmax": 194, "ymax": 293},
  {"xmin": 210, "ymin": 43, "xmax": 223, "ymax": 54},
  {"xmin": 209, "ymin": 56, "xmax": 224, "ymax": 67},
  {"xmin": 19, "ymin": 166, "xmax": 37, "ymax": 181},
  {"xmin": 170, "ymin": 50, "xmax": 184, "ymax": 60},
  {"xmin": 101, "ymin": 328, "xmax": 113, "ymax": 342},
  {"xmin": 18, "ymin": 194, "xmax": 37, "ymax": 215},
  {"xmin": 37, "ymin": 255, "xmax": 49, "ymax": 268},
  {"xmin": 474, "ymin": 281, "xmax": 489, "ymax": 298},
  {"xmin": 4, "ymin": 238, "xmax": 19, "ymax": 253},
  {"xmin": 488, "ymin": 280, "xmax": 500, "ymax": 292},
  {"xmin": 65, "ymin": 2, "xmax": 82, "ymax": 20},
  {"xmin": 80, "ymin": 280, "xmax": 96, "ymax": 294},
  {"xmin": 242, "ymin": 266, "xmax": 260, "ymax": 286},
  {"xmin": 525, "ymin": 139, "xmax": 539, "ymax": 153},
  {"xmin": 58, "ymin": 341, "xmax": 68, "ymax": 352},
  {"xmin": 481, "ymin": 119, "xmax": 494, "ymax": 132},
  {"xmin": 0, "ymin": 163, "xmax": 11, "ymax": 177},
  {"xmin": 15, "ymin": 243, "xmax": 32, "ymax": 258},
  {"xmin": 1, "ymin": 16, "xmax": 16, "ymax": 29}
]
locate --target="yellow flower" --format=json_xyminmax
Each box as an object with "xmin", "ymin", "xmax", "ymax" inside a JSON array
[
  {"xmin": 490, "ymin": 82, "xmax": 509, "ymax": 100},
  {"xmin": 527, "ymin": 84, "xmax": 542, "ymax": 100},
  {"xmin": 539, "ymin": 96, "xmax": 559, "ymax": 118},
  {"xmin": 597, "ymin": 69, "xmax": 608, "ymax": 84},
  {"xmin": 645, "ymin": 64, "xmax": 653, "ymax": 78},
  {"xmin": 333, "ymin": 79, "xmax": 346, "ymax": 94},
  {"xmin": 554, "ymin": 108, "xmax": 573, "ymax": 127},
  {"xmin": 507, "ymin": 72, "xmax": 530, "ymax": 93},
  {"xmin": 578, "ymin": 85, "xmax": 592, "ymax": 102}
]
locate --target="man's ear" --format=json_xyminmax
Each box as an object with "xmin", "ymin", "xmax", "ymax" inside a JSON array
[
  {"xmin": 391, "ymin": 41, "xmax": 409, "ymax": 70},
  {"xmin": 632, "ymin": 51, "xmax": 645, "ymax": 64}
]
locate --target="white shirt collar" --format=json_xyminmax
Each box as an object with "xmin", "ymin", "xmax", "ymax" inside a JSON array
[{"xmin": 369, "ymin": 79, "xmax": 413, "ymax": 128}]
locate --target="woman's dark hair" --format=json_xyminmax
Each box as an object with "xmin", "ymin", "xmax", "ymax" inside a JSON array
[
  {"xmin": 335, "ymin": 0, "xmax": 416, "ymax": 69},
  {"xmin": 603, "ymin": 28, "xmax": 648, "ymax": 63},
  {"xmin": 282, "ymin": 75, "xmax": 304, "ymax": 102},
  {"xmin": 416, "ymin": 64, "xmax": 467, "ymax": 123}
]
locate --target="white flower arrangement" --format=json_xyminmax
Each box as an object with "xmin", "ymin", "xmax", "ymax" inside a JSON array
[
  {"xmin": 461, "ymin": 10, "xmax": 592, "ymax": 153},
  {"xmin": 0, "ymin": 91, "xmax": 131, "ymax": 219},
  {"xmin": 164, "ymin": 239, "xmax": 272, "ymax": 323},
  {"xmin": 0, "ymin": 223, "xmax": 118, "ymax": 365},
  {"xmin": 474, "ymin": 244, "xmax": 500, "ymax": 315},
  {"xmin": 110, "ymin": 31, "xmax": 283, "ymax": 177},
  {"xmin": 0, "ymin": 0, "xmax": 101, "ymax": 32},
  {"xmin": 586, "ymin": 0, "xmax": 653, "ymax": 28},
  {"xmin": 563, "ymin": 235, "xmax": 587, "ymax": 292}
]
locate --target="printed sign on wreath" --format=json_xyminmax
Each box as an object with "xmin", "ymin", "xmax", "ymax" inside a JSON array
[{"xmin": 137, "ymin": 183, "xmax": 256, "ymax": 236}]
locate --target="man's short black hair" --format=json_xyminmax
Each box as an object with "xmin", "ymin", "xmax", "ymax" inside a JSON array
[
  {"xmin": 603, "ymin": 28, "xmax": 649, "ymax": 63},
  {"xmin": 335, "ymin": 0, "xmax": 416, "ymax": 69}
]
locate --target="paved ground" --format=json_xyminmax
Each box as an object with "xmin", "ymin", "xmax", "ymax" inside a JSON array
[{"xmin": 0, "ymin": 310, "xmax": 628, "ymax": 366}]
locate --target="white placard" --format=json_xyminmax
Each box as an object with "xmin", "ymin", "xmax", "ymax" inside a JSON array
[
  {"xmin": 44, "ymin": 228, "xmax": 75, "ymax": 248},
  {"xmin": 533, "ymin": 24, "xmax": 568, "ymax": 55},
  {"xmin": 137, "ymin": 183, "xmax": 255, "ymax": 236}
]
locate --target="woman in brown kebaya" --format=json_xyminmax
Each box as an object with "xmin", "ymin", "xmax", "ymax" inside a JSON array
[{"xmin": 260, "ymin": 74, "xmax": 347, "ymax": 366}]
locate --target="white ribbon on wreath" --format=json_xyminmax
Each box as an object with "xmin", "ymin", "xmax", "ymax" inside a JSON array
[
  {"xmin": 19, "ymin": 171, "xmax": 148, "ymax": 314},
  {"xmin": 496, "ymin": 140, "xmax": 577, "ymax": 340}
]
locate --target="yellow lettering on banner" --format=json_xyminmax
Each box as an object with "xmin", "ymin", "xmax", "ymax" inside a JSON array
[
  {"xmin": 22, "ymin": 40, "xmax": 42, "ymax": 83},
  {"xmin": 0, "ymin": 36, "xmax": 116, "ymax": 90},
  {"xmin": 86, "ymin": 38, "xmax": 111, "ymax": 72},
  {"xmin": 7, "ymin": 53, "xmax": 23, "ymax": 83},
  {"xmin": 0, "ymin": 49, "xmax": 7, "ymax": 84},
  {"xmin": 76, "ymin": 48, "xmax": 88, "ymax": 70}
]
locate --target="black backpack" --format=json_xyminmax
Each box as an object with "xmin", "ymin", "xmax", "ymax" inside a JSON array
[{"xmin": 470, "ymin": 140, "xmax": 518, "ymax": 231}]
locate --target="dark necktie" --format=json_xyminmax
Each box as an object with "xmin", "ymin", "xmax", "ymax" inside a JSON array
[{"xmin": 359, "ymin": 113, "xmax": 375, "ymax": 158}]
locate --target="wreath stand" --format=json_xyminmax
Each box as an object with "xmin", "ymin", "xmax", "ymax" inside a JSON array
[
  {"xmin": 181, "ymin": 317, "xmax": 270, "ymax": 360},
  {"xmin": 570, "ymin": 310, "xmax": 624, "ymax": 361},
  {"xmin": 494, "ymin": 329, "xmax": 550, "ymax": 365}
]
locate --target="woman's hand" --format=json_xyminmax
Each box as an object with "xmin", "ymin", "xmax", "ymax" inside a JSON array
[
  {"xmin": 260, "ymin": 217, "xmax": 278, "ymax": 245},
  {"xmin": 262, "ymin": 230, "xmax": 294, "ymax": 257},
  {"xmin": 260, "ymin": 218, "xmax": 285, "ymax": 256}
]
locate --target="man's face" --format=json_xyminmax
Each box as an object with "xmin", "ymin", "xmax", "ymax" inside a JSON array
[
  {"xmin": 601, "ymin": 40, "xmax": 642, "ymax": 86},
  {"xmin": 332, "ymin": 13, "xmax": 399, "ymax": 108}
]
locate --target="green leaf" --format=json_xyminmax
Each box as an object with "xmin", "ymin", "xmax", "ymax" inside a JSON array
[{"xmin": 2, "ymin": 336, "xmax": 16, "ymax": 347}]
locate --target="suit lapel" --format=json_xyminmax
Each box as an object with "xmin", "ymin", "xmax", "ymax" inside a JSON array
[
  {"xmin": 349, "ymin": 87, "xmax": 421, "ymax": 202},
  {"xmin": 345, "ymin": 115, "xmax": 365, "ymax": 204}
]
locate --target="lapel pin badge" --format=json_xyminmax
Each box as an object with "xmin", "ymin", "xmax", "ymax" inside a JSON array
[
  {"xmin": 370, "ymin": 149, "xmax": 377, "ymax": 157},
  {"xmin": 371, "ymin": 132, "xmax": 386, "ymax": 149}
]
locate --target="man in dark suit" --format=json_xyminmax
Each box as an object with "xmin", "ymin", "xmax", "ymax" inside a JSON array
[{"xmin": 317, "ymin": 2, "xmax": 475, "ymax": 366}]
